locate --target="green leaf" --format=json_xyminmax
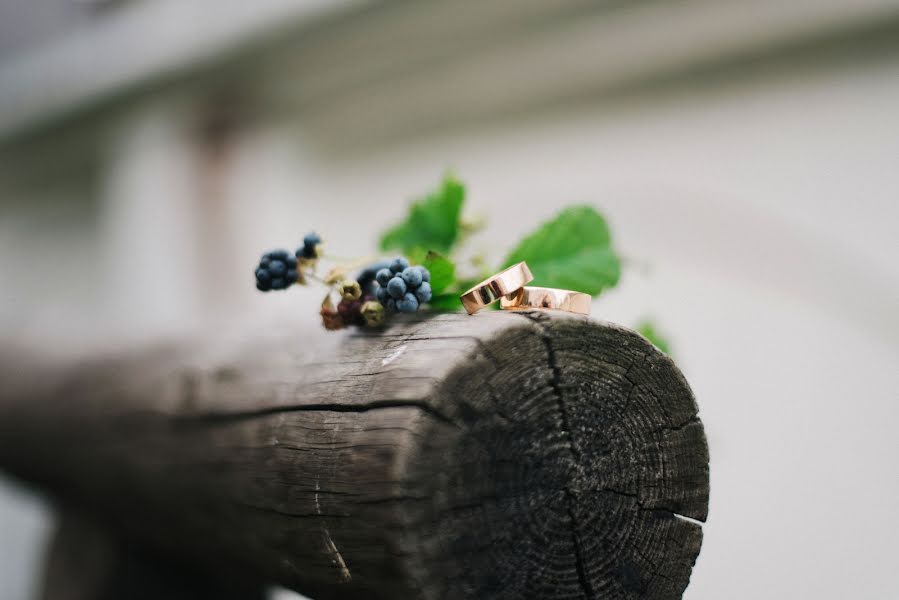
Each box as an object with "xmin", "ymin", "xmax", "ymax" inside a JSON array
[
  {"xmin": 380, "ymin": 176, "xmax": 465, "ymax": 255},
  {"xmin": 635, "ymin": 320, "xmax": 672, "ymax": 355},
  {"xmin": 421, "ymin": 251, "xmax": 456, "ymax": 295},
  {"xmin": 405, "ymin": 247, "xmax": 430, "ymax": 266},
  {"xmin": 426, "ymin": 293, "xmax": 463, "ymax": 311},
  {"xmin": 503, "ymin": 205, "xmax": 620, "ymax": 296}
]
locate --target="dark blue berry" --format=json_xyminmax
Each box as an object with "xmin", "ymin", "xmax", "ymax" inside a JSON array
[
  {"xmin": 376, "ymin": 287, "xmax": 389, "ymax": 304},
  {"xmin": 270, "ymin": 249, "xmax": 290, "ymax": 261},
  {"xmin": 400, "ymin": 266, "xmax": 422, "ymax": 288},
  {"xmin": 303, "ymin": 232, "xmax": 321, "ymax": 247},
  {"xmin": 269, "ymin": 260, "xmax": 287, "ymax": 277},
  {"xmin": 270, "ymin": 278, "xmax": 286, "ymax": 289},
  {"xmin": 389, "ymin": 257, "xmax": 410, "ymax": 273},
  {"xmin": 357, "ymin": 260, "xmax": 389, "ymax": 279},
  {"xmin": 296, "ymin": 232, "xmax": 323, "ymax": 260},
  {"xmin": 385, "ymin": 298, "xmax": 397, "ymax": 313},
  {"xmin": 286, "ymin": 255, "xmax": 298, "ymax": 269},
  {"xmin": 417, "ymin": 266, "xmax": 430, "ymax": 282},
  {"xmin": 358, "ymin": 261, "xmax": 390, "ymax": 279},
  {"xmin": 286, "ymin": 270, "xmax": 298, "ymax": 284},
  {"xmin": 256, "ymin": 279, "xmax": 271, "ymax": 292},
  {"xmin": 356, "ymin": 260, "xmax": 391, "ymax": 296},
  {"xmin": 260, "ymin": 255, "xmax": 271, "ymax": 267},
  {"xmin": 386, "ymin": 276, "xmax": 407, "ymax": 299},
  {"xmin": 415, "ymin": 281, "xmax": 432, "ymax": 304},
  {"xmin": 364, "ymin": 260, "xmax": 391, "ymax": 276},
  {"xmin": 396, "ymin": 292, "xmax": 419, "ymax": 313},
  {"xmin": 298, "ymin": 232, "xmax": 323, "ymax": 259},
  {"xmin": 255, "ymin": 268, "xmax": 271, "ymax": 284},
  {"xmin": 375, "ymin": 268, "xmax": 392, "ymax": 287}
]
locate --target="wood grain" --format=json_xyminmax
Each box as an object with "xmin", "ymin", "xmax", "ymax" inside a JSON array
[{"xmin": 0, "ymin": 311, "xmax": 709, "ymax": 600}]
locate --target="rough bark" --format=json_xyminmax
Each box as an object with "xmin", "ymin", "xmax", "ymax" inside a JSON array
[{"xmin": 0, "ymin": 311, "xmax": 709, "ymax": 600}]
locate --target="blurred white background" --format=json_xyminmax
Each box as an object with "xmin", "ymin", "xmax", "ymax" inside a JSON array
[{"xmin": 1, "ymin": 1, "xmax": 897, "ymax": 599}]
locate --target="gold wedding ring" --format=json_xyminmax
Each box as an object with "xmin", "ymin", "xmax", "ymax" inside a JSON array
[
  {"xmin": 460, "ymin": 262, "xmax": 534, "ymax": 314},
  {"xmin": 500, "ymin": 286, "xmax": 591, "ymax": 315}
]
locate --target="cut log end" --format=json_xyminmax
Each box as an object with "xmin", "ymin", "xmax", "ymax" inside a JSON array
[{"xmin": 399, "ymin": 312, "xmax": 709, "ymax": 600}]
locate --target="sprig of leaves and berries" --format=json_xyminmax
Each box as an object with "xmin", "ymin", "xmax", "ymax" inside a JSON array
[
  {"xmin": 253, "ymin": 234, "xmax": 433, "ymax": 331},
  {"xmin": 254, "ymin": 174, "xmax": 671, "ymax": 351}
]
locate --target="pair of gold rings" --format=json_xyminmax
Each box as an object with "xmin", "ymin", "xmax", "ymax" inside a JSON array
[{"xmin": 459, "ymin": 262, "xmax": 591, "ymax": 315}]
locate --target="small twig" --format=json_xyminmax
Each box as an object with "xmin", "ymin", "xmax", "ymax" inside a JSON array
[{"xmin": 304, "ymin": 271, "xmax": 328, "ymax": 285}]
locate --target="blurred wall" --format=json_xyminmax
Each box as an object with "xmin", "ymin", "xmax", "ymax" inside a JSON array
[{"xmin": 1, "ymin": 1, "xmax": 898, "ymax": 599}]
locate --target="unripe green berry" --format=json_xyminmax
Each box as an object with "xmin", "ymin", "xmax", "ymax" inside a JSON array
[
  {"xmin": 339, "ymin": 279, "xmax": 362, "ymax": 301},
  {"xmin": 361, "ymin": 301, "xmax": 386, "ymax": 327}
]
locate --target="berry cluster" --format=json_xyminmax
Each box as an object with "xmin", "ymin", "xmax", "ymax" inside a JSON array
[
  {"xmin": 255, "ymin": 249, "xmax": 299, "ymax": 291},
  {"xmin": 374, "ymin": 257, "xmax": 432, "ymax": 313}
]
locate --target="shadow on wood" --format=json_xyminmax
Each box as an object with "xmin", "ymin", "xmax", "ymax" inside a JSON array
[
  {"xmin": 42, "ymin": 511, "xmax": 266, "ymax": 600},
  {"xmin": 0, "ymin": 311, "xmax": 709, "ymax": 600}
]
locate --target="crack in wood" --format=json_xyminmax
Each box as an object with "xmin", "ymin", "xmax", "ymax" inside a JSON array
[
  {"xmin": 596, "ymin": 487, "xmax": 704, "ymax": 525},
  {"xmin": 170, "ymin": 399, "xmax": 458, "ymax": 428},
  {"xmin": 315, "ymin": 480, "xmax": 352, "ymax": 583}
]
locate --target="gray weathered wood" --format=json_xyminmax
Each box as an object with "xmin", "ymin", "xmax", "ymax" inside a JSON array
[
  {"xmin": 0, "ymin": 310, "xmax": 709, "ymax": 600},
  {"xmin": 41, "ymin": 510, "xmax": 266, "ymax": 600}
]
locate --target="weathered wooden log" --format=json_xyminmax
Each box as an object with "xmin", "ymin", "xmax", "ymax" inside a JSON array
[
  {"xmin": 0, "ymin": 311, "xmax": 709, "ymax": 600},
  {"xmin": 41, "ymin": 510, "xmax": 266, "ymax": 600}
]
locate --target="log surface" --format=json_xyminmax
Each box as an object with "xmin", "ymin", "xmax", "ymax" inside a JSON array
[
  {"xmin": 0, "ymin": 311, "xmax": 709, "ymax": 600},
  {"xmin": 41, "ymin": 510, "xmax": 266, "ymax": 600}
]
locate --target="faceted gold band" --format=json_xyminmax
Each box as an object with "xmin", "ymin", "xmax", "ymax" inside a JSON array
[
  {"xmin": 460, "ymin": 262, "xmax": 534, "ymax": 314},
  {"xmin": 500, "ymin": 286, "xmax": 591, "ymax": 315}
]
